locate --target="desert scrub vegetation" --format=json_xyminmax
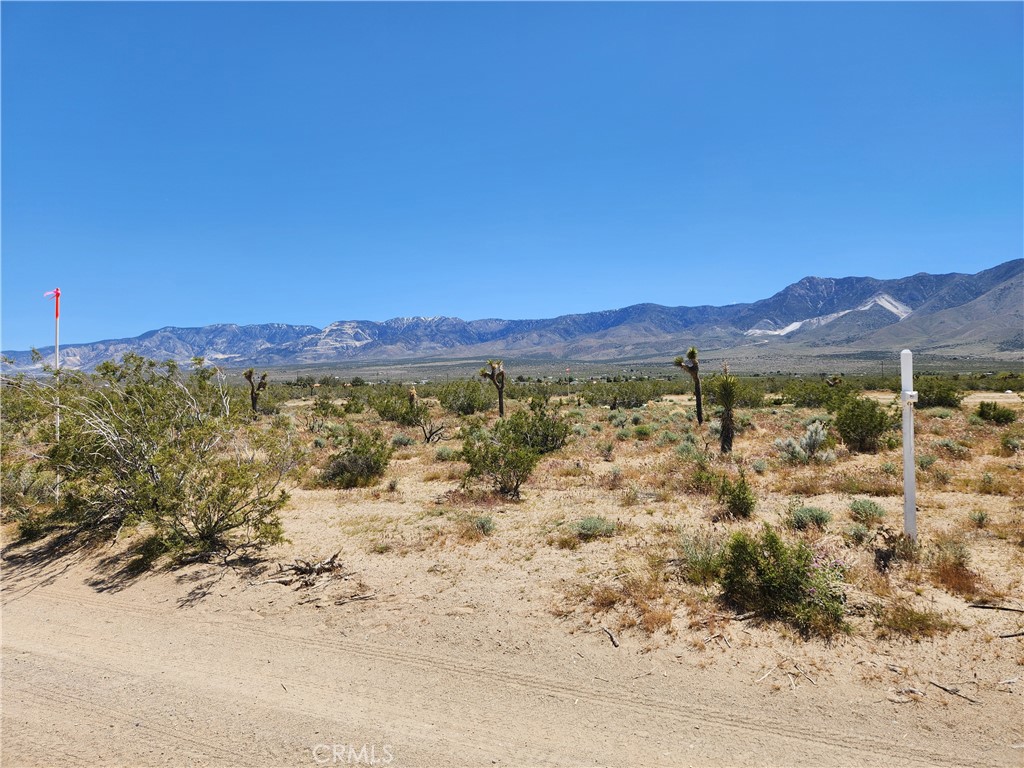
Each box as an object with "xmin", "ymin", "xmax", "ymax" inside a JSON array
[
  {"xmin": 976, "ymin": 401, "xmax": 1016, "ymax": 425},
  {"xmin": 834, "ymin": 396, "xmax": 893, "ymax": 453},
  {"xmin": 4, "ymin": 355, "xmax": 299, "ymax": 557},
  {"xmin": 849, "ymin": 498, "xmax": 886, "ymax": 526},
  {"xmin": 785, "ymin": 506, "xmax": 832, "ymax": 531},
  {"xmin": 774, "ymin": 420, "xmax": 835, "ymax": 464},
  {"xmin": 321, "ymin": 425, "xmax": 393, "ymax": 489},
  {"xmin": 437, "ymin": 379, "xmax": 496, "ymax": 416},
  {"xmin": 550, "ymin": 516, "xmax": 617, "ymax": 549},
  {"xmin": 720, "ymin": 526, "xmax": 848, "ymax": 638}
]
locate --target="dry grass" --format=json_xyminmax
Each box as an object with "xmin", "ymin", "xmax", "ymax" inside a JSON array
[{"xmin": 291, "ymin": 387, "xmax": 1022, "ymax": 651}]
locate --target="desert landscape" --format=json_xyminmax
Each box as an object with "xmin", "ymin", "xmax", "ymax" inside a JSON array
[{"xmin": 3, "ymin": 371, "xmax": 1022, "ymax": 767}]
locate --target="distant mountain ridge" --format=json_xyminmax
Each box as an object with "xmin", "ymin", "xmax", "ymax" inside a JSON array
[{"xmin": 4, "ymin": 260, "xmax": 1021, "ymax": 370}]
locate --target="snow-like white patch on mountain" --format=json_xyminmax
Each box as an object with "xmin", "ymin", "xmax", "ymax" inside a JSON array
[
  {"xmin": 744, "ymin": 293, "xmax": 913, "ymax": 337},
  {"xmin": 863, "ymin": 293, "xmax": 912, "ymax": 319}
]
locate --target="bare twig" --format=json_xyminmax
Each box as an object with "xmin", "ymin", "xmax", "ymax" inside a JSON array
[
  {"xmin": 968, "ymin": 603, "xmax": 1024, "ymax": 613},
  {"xmin": 600, "ymin": 626, "xmax": 620, "ymax": 648},
  {"xmin": 794, "ymin": 663, "xmax": 816, "ymax": 685},
  {"xmin": 929, "ymin": 680, "xmax": 980, "ymax": 704},
  {"xmin": 999, "ymin": 630, "xmax": 1024, "ymax": 639},
  {"xmin": 334, "ymin": 593, "xmax": 375, "ymax": 606},
  {"xmin": 756, "ymin": 664, "xmax": 780, "ymax": 683}
]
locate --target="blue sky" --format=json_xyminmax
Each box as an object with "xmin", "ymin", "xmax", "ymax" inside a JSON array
[{"xmin": 2, "ymin": 2, "xmax": 1021, "ymax": 351}]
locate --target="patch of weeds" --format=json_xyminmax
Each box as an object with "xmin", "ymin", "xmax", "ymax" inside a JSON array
[
  {"xmin": 934, "ymin": 438, "xmax": 971, "ymax": 460},
  {"xmin": 917, "ymin": 454, "xmax": 937, "ymax": 470},
  {"xmin": 881, "ymin": 462, "xmax": 899, "ymax": 477},
  {"xmin": 786, "ymin": 506, "xmax": 831, "ymax": 531},
  {"xmin": 873, "ymin": 528, "xmax": 921, "ymax": 572},
  {"xmin": 717, "ymin": 472, "xmax": 755, "ymax": 519},
  {"xmin": 391, "ymin": 433, "xmax": 416, "ymax": 447},
  {"xmin": 845, "ymin": 524, "xmax": 871, "ymax": 546},
  {"xmin": 658, "ymin": 430, "xmax": 681, "ymax": 446},
  {"xmin": 435, "ymin": 446, "xmax": 461, "ymax": 462},
  {"xmin": 976, "ymin": 401, "xmax": 1016, "ymax": 425},
  {"xmin": 929, "ymin": 532, "xmax": 981, "ymax": 598},
  {"xmin": 850, "ymin": 498, "xmax": 886, "ymax": 526},
  {"xmin": 968, "ymin": 509, "xmax": 989, "ymax": 529},
  {"xmin": 458, "ymin": 515, "xmax": 495, "ymax": 541},
  {"xmin": 673, "ymin": 530, "xmax": 726, "ymax": 587},
  {"xmin": 573, "ymin": 516, "xmax": 617, "ymax": 542},
  {"xmin": 873, "ymin": 599, "xmax": 956, "ymax": 639},
  {"xmin": 751, "ymin": 459, "xmax": 768, "ymax": 474},
  {"xmin": 620, "ymin": 486, "xmax": 641, "ymax": 508},
  {"xmin": 633, "ymin": 424, "xmax": 652, "ymax": 441},
  {"xmin": 720, "ymin": 525, "xmax": 848, "ymax": 638}
]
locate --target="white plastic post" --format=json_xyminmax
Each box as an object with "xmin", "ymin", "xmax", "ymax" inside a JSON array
[{"xmin": 900, "ymin": 349, "xmax": 918, "ymax": 539}]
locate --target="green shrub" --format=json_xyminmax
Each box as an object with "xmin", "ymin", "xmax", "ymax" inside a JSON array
[
  {"xmin": 934, "ymin": 438, "xmax": 971, "ymax": 460},
  {"xmin": 505, "ymin": 399, "xmax": 570, "ymax": 455},
  {"xmin": 473, "ymin": 515, "xmax": 495, "ymax": 536},
  {"xmin": 573, "ymin": 516, "xmax": 617, "ymax": 541},
  {"xmin": 438, "ymin": 380, "xmax": 495, "ymax": 416},
  {"xmin": 322, "ymin": 426, "xmax": 393, "ymax": 489},
  {"xmin": 775, "ymin": 420, "xmax": 833, "ymax": 464},
  {"xmin": 633, "ymin": 424, "xmax": 652, "ymax": 441},
  {"xmin": 835, "ymin": 397, "xmax": 892, "ymax": 453},
  {"xmin": 674, "ymin": 530, "xmax": 725, "ymax": 586},
  {"xmin": 435, "ymin": 446, "xmax": 461, "ymax": 462},
  {"xmin": 717, "ymin": 472, "xmax": 756, "ymax": 519},
  {"xmin": 42, "ymin": 355, "xmax": 295, "ymax": 557},
  {"xmin": 915, "ymin": 378, "xmax": 963, "ymax": 408},
  {"xmin": 368, "ymin": 386, "xmax": 421, "ymax": 426},
  {"xmin": 391, "ymin": 433, "xmax": 416, "ymax": 447},
  {"xmin": 849, "ymin": 498, "xmax": 886, "ymax": 526},
  {"xmin": 874, "ymin": 600, "xmax": 956, "ymax": 639},
  {"xmin": 845, "ymin": 524, "xmax": 870, "ymax": 545},
  {"xmin": 783, "ymin": 379, "xmax": 854, "ymax": 412},
  {"xmin": 787, "ymin": 506, "xmax": 832, "ymax": 531},
  {"xmin": 720, "ymin": 526, "xmax": 847, "ymax": 637},
  {"xmin": 461, "ymin": 423, "xmax": 541, "ymax": 499},
  {"xmin": 976, "ymin": 401, "xmax": 1016, "ymax": 425}
]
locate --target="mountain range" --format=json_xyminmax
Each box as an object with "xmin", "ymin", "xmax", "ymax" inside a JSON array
[{"xmin": 4, "ymin": 260, "xmax": 1021, "ymax": 371}]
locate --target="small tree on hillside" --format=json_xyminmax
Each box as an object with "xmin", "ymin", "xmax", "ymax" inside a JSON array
[
  {"xmin": 674, "ymin": 347, "xmax": 703, "ymax": 425},
  {"xmin": 243, "ymin": 368, "xmax": 268, "ymax": 415},
  {"xmin": 714, "ymin": 363, "xmax": 738, "ymax": 454},
  {"xmin": 480, "ymin": 360, "xmax": 507, "ymax": 418}
]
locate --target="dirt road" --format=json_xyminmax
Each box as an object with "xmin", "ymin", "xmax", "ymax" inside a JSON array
[{"xmin": 3, "ymin": 543, "xmax": 1016, "ymax": 768}]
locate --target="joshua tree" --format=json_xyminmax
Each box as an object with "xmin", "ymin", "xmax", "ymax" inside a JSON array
[
  {"xmin": 480, "ymin": 360, "xmax": 506, "ymax": 418},
  {"xmin": 674, "ymin": 347, "xmax": 703, "ymax": 425},
  {"xmin": 715, "ymin": 363, "xmax": 738, "ymax": 454},
  {"xmin": 243, "ymin": 368, "xmax": 268, "ymax": 415}
]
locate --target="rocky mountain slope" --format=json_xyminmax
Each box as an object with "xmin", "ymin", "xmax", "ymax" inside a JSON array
[{"xmin": 4, "ymin": 260, "xmax": 1020, "ymax": 370}]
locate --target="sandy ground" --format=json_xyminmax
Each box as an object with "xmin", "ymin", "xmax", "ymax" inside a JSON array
[
  {"xmin": 3, "ymin": 393, "xmax": 1024, "ymax": 767},
  {"xmin": 4, "ymin": 523, "xmax": 1022, "ymax": 767}
]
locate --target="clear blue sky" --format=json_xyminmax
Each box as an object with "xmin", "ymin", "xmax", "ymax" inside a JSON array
[{"xmin": 2, "ymin": 2, "xmax": 1021, "ymax": 351}]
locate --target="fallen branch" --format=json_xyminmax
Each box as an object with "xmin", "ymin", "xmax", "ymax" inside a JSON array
[
  {"xmin": 929, "ymin": 680, "xmax": 979, "ymax": 704},
  {"xmin": 755, "ymin": 664, "xmax": 780, "ymax": 683},
  {"xmin": 968, "ymin": 603, "xmax": 1024, "ymax": 614},
  {"xmin": 793, "ymin": 663, "xmax": 816, "ymax": 686},
  {"xmin": 334, "ymin": 593, "xmax": 375, "ymax": 606},
  {"xmin": 999, "ymin": 630, "xmax": 1024, "ymax": 639},
  {"xmin": 600, "ymin": 625, "xmax": 620, "ymax": 648}
]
